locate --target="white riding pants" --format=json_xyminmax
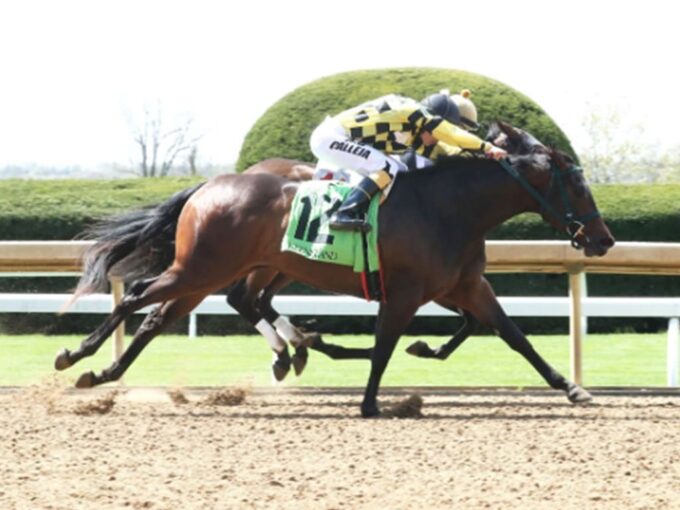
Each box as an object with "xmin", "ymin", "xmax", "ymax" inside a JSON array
[{"xmin": 310, "ymin": 116, "xmax": 407, "ymax": 180}]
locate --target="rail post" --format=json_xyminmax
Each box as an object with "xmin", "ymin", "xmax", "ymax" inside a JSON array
[
  {"xmin": 668, "ymin": 318, "xmax": 679, "ymax": 387},
  {"xmin": 189, "ymin": 313, "xmax": 198, "ymax": 338},
  {"xmin": 110, "ymin": 278, "xmax": 125, "ymax": 368},
  {"xmin": 568, "ymin": 266, "xmax": 586, "ymax": 385}
]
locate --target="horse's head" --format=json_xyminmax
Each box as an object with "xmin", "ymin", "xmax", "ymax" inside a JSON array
[
  {"xmin": 490, "ymin": 121, "xmax": 615, "ymax": 257},
  {"xmin": 487, "ymin": 120, "xmax": 546, "ymax": 156}
]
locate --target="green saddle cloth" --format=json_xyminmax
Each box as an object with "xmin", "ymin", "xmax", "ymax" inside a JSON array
[{"xmin": 281, "ymin": 180, "xmax": 380, "ymax": 273}]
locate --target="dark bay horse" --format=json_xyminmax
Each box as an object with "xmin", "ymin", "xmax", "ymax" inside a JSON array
[
  {"xmin": 223, "ymin": 121, "xmax": 586, "ymax": 372},
  {"xmin": 56, "ymin": 138, "xmax": 614, "ymax": 417}
]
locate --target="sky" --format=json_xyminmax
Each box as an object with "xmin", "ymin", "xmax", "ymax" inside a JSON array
[{"xmin": 0, "ymin": 0, "xmax": 678, "ymax": 169}]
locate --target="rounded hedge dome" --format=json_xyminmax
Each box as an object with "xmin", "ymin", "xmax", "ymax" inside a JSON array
[{"xmin": 236, "ymin": 67, "xmax": 574, "ymax": 171}]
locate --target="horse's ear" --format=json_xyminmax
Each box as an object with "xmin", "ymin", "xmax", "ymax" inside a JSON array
[
  {"xmin": 549, "ymin": 147, "xmax": 568, "ymax": 169},
  {"xmin": 496, "ymin": 120, "xmax": 523, "ymax": 142},
  {"xmin": 484, "ymin": 121, "xmax": 499, "ymax": 142}
]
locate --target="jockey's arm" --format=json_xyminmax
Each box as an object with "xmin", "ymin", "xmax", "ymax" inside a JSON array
[
  {"xmin": 433, "ymin": 141, "xmax": 462, "ymax": 157},
  {"xmin": 429, "ymin": 121, "xmax": 507, "ymax": 160}
]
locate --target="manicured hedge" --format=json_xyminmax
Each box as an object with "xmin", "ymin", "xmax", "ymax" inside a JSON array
[
  {"xmin": 236, "ymin": 67, "xmax": 576, "ymax": 171},
  {"xmin": 1, "ymin": 179, "xmax": 677, "ymax": 242},
  {"xmin": 0, "ymin": 178, "xmax": 201, "ymax": 240}
]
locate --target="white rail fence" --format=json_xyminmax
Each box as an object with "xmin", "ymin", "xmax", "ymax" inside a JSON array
[{"xmin": 1, "ymin": 241, "xmax": 679, "ymax": 386}]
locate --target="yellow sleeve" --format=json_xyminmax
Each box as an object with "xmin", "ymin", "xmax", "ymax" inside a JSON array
[
  {"xmin": 432, "ymin": 142, "xmax": 462, "ymax": 158},
  {"xmin": 431, "ymin": 121, "xmax": 490, "ymax": 152}
]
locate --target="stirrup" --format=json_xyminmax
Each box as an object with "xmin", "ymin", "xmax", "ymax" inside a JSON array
[{"xmin": 329, "ymin": 213, "xmax": 372, "ymax": 233}]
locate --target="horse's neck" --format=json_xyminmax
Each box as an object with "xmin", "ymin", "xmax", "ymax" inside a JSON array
[{"xmin": 424, "ymin": 162, "xmax": 536, "ymax": 237}]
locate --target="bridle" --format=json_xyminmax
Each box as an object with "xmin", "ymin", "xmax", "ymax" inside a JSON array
[{"xmin": 499, "ymin": 158, "xmax": 600, "ymax": 249}]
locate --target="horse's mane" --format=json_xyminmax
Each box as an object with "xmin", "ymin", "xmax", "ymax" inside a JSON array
[
  {"xmin": 397, "ymin": 155, "xmax": 511, "ymax": 186},
  {"xmin": 395, "ymin": 153, "xmax": 548, "ymax": 194}
]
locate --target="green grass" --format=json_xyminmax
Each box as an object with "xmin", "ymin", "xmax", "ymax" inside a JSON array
[{"xmin": 0, "ymin": 333, "xmax": 669, "ymax": 387}]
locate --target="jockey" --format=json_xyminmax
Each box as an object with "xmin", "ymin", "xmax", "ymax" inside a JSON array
[{"xmin": 309, "ymin": 89, "xmax": 507, "ymax": 232}]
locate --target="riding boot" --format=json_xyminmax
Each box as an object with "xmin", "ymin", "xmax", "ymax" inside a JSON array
[{"xmin": 329, "ymin": 176, "xmax": 383, "ymax": 232}]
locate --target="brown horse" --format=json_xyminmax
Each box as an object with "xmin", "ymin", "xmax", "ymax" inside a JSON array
[{"xmin": 56, "ymin": 127, "xmax": 614, "ymax": 417}]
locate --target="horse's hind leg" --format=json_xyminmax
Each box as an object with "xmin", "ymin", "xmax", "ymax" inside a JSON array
[
  {"xmin": 461, "ymin": 276, "xmax": 591, "ymax": 403},
  {"xmin": 406, "ymin": 305, "xmax": 478, "ymax": 360},
  {"xmin": 75, "ymin": 293, "xmax": 205, "ymax": 388},
  {"xmin": 308, "ymin": 338, "xmax": 372, "ymax": 360},
  {"xmin": 54, "ymin": 278, "xmax": 155, "ymax": 370},
  {"xmin": 227, "ymin": 272, "xmax": 292, "ymax": 381},
  {"xmin": 55, "ymin": 269, "xmax": 198, "ymax": 371}
]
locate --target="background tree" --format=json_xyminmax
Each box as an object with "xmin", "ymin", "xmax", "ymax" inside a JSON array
[
  {"xmin": 579, "ymin": 103, "xmax": 680, "ymax": 183},
  {"xmin": 129, "ymin": 104, "xmax": 201, "ymax": 178}
]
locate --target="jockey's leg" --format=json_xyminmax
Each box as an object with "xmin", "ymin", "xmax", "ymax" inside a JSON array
[
  {"xmin": 328, "ymin": 170, "xmax": 391, "ymax": 232},
  {"xmin": 310, "ymin": 116, "xmax": 406, "ymax": 231},
  {"xmin": 395, "ymin": 150, "xmax": 434, "ymax": 171}
]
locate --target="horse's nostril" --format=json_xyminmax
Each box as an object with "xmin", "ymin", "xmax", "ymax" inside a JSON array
[{"xmin": 600, "ymin": 237, "xmax": 615, "ymax": 248}]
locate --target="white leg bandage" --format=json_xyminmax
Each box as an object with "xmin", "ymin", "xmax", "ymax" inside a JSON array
[
  {"xmin": 273, "ymin": 316, "xmax": 303, "ymax": 346},
  {"xmin": 255, "ymin": 319, "xmax": 286, "ymax": 353}
]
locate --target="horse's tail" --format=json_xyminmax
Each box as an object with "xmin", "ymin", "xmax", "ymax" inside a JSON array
[{"xmin": 68, "ymin": 182, "xmax": 206, "ymax": 305}]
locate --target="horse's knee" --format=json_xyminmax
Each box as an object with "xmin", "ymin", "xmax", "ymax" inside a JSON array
[
  {"xmin": 227, "ymin": 280, "xmax": 250, "ymax": 309},
  {"xmin": 226, "ymin": 290, "xmax": 239, "ymax": 310},
  {"xmin": 255, "ymin": 294, "xmax": 278, "ymax": 322},
  {"xmin": 227, "ymin": 281, "xmax": 263, "ymax": 325}
]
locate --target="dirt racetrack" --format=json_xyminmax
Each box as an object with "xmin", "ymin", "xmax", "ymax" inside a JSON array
[{"xmin": 1, "ymin": 384, "xmax": 679, "ymax": 510}]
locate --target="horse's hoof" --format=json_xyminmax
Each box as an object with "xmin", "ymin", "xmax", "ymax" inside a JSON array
[
  {"xmin": 291, "ymin": 353, "xmax": 308, "ymax": 376},
  {"xmin": 272, "ymin": 362, "xmax": 290, "ymax": 382},
  {"xmin": 405, "ymin": 340, "xmax": 435, "ymax": 358},
  {"xmin": 54, "ymin": 349, "xmax": 72, "ymax": 371},
  {"xmin": 299, "ymin": 332, "xmax": 321, "ymax": 348},
  {"xmin": 75, "ymin": 371, "xmax": 96, "ymax": 389},
  {"xmin": 567, "ymin": 383, "xmax": 593, "ymax": 404},
  {"xmin": 361, "ymin": 404, "xmax": 381, "ymax": 418}
]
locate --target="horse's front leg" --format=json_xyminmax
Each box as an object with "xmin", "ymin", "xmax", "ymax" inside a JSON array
[
  {"xmin": 460, "ymin": 276, "xmax": 591, "ymax": 404},
  {"xmin": 362, "ymin": 287, "xmax": 422, "ymax": 418},
  {"xmin": 254, "ymin": 272, "xmax": 313, "ymax": 376},
  {"xmin": 227, "ymin": 275, "xmax": 292, "ymax": 381}
]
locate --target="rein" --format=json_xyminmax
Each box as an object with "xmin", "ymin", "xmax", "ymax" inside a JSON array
[{"xmin": 499, "ymin": 158, "xmax": 600, "ymax": 249}]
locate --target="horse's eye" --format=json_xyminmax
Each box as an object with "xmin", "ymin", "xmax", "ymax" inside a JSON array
[{"xmin": 571, "ymin": 173, "xmax": 587, "ymax": 198}]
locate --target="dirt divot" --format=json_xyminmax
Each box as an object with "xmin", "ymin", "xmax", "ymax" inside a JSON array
[
  {"xmin": 201, "ymin": 387, "xmax": 247, "ymax": 406},
  {"xmin": 167, "ymin": 388, "xmax": 190, "ymax": 405},
  {"xmin": 383, "ymin": 393, "xmax": 423, "ymax": 418},
  {"xmin": 73, "ymin": 391, "xmax": 118, "ymax": 415},
  {"xmin": 19, "ymin": 375, "xmax": 68, "ymax": 414}
]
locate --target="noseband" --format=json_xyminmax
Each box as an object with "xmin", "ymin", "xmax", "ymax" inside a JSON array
[{"xmin": 499, "ymin": 159, "xmax": 600, "ymax": 249}]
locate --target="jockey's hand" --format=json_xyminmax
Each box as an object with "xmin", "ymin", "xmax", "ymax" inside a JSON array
[{"xmin": 486, "ymin": 145, "xmax": 508, "ymax": 160}]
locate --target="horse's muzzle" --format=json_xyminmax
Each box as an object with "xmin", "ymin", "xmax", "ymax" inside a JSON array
[{"xmin": 583, "ymin": 235, "xmax": 615, "ymax": 257}]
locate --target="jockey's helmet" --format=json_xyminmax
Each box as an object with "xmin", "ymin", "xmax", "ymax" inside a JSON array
[
  {"xmin": 450, "ymin": 89, "xmax": 479, "ymax": 131},
  {"xmin": 421, "ymin": 91, "xmax": 461, "ymax": 126}
]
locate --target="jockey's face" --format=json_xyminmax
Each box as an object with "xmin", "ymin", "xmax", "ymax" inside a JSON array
[{"xmin": 420, "ymin": 131, "xmax": 438, "ymax": 146}]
